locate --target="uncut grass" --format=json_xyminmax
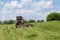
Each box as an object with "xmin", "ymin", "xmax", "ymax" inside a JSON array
[{"xmin": 0, "ymin": 21, "xmax": 60, "ymax": 40}]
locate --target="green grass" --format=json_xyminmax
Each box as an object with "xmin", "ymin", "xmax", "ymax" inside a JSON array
[{"xmin": 0, "ymin": 21, "xmax": 60, "ymax": 40}]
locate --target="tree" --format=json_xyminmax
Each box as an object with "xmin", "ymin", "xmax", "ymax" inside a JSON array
[
  {"xmin": 40, "ymin": 20, "xmax": 44, "ymax": 22},
  {"xmin": 23, "ymin": 20, "xmax": 28, "ymax": 23},
  {"xmin": 0, "ymin": 21, "xmax": 2, "ymax": 24},
  {"xmin": 37, "ymin": 20, "xmax": 44, "ymax": 22},
  {"xmin": 37, "ymin": 20, "xmax": 41, "ymax": 22},
  {"xmin": 47, "ymin": 12, "xmax": 60, "ymax": 21},
  {"xmin": 3, "ymin": 20, "xmax": 8, "ymax": 24},
  {"xmin": 29, "ymin": 20, "xmax": 36, "ymax": 23},
  {"xmin": 8, "ymin": 20, "xmax": 14, "ymax": 24}
]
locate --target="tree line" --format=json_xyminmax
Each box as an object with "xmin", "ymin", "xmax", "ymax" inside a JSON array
[{"xmin": 0, "ymin": 20, "xmax": 44, "ymax": 24}]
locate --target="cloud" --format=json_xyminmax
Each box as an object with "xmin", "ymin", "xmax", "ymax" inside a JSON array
[
  {"xmin": 3, "ymin": 1, "xmax": 22, "ymax": 10},
  {"xmin": 21, "ymin": 0, "xmax": 33, "ymax": 3},
  {"xmin": 31, "ymin": 0, "xmax": 53, "ymax": 11},
  {"xmin": 0, "ymin": 1, "xmax": 4, "ymax": 4},
  {"xmin": 0, "ymin": 0, "xmax": 53, "ymax": 21}
]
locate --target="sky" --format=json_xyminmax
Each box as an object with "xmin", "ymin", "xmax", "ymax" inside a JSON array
[{"xmin": 0, "ymin": 0, "xmax": 60, "ymax": 21}]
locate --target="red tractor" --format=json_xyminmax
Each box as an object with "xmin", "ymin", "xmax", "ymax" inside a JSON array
[
  {"xmin": 15, "ymin": 16, "xmax": 33, "ymax": 28},
  {"xmin": 15, "ymin": 16, "xmax": 24, "ymax": 28}
]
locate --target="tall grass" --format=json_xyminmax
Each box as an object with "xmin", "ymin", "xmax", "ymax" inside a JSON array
[{"xmin": 0, "ymin": 21, "xmax": 60, "ymax": 40}]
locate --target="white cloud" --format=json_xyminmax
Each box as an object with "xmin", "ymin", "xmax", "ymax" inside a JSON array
[
  {"xmin": 0, "ymin": 1, "xmax": 4, "ymax": 4},
  {"xmin": 31, "ymin": 0, "xmax": 53, "ymax": 11},
  {"xmin": 0, "ymin": 0, "xmax": 53, "ymax": 21},
  {"xmin": 21, "ymin": 0, "xmax": 33, "ymax": 3},
  {"xmin": 1, "ymin": 1, "xmax": 22, "ymax": 13}
]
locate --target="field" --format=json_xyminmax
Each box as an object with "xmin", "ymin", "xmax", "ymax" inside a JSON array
[{"xmin": 0, "ymin": 21, "xmax": 60, "ymax": 40}]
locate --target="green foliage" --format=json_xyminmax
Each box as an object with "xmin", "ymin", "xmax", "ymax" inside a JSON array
[
  {"xmin": 3, "ymin": 20, "xmax": 14, "ymax": 24},
  {"xmin": 37, "ymin": 20, "xmax": 41, "ymax": 22},
  {"xmin": 3, "ymin": 20, "xmax": 8, "ymax": 24},
  {"xmin": 40, "ymin": 20, "xmax": 44, "ymax": 22},
  {"xmin": 0, "ymin": 21, "xmax": 2, "ymax": 24},
  {"xmin": 23, "ymin": 20, "xmax": 28, "ymax": 23},
  {"xmin": 47, "ymin": 12, "xmax": 60, "ymax": 21},
  {"xmin": 29, "ymin": 20, "xmax": 36, "ymax": 23},
  {"xmin": 8, "ymin": 20, "xmax": 14, "ymax": 24},
  {"xmin": 37, "ymin": 20, "xmax": 44, "ymax": 22}
]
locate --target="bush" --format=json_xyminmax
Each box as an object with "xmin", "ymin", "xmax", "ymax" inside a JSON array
[{"xmin": 47, "ymin": 12, "xmax": 60, "ymax": 21}]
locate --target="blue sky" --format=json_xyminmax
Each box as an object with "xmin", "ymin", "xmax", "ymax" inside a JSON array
[{"xmin": 0, "ymin": 0, "xmax": 60, "ymax": 21}]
